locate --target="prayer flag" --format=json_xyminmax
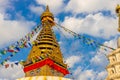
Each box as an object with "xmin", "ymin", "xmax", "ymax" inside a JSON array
[
  {"xmin": 5, "ymin": 64, "xmax": 9, "ymax": 68},
  {"xmin": 10, "ymin": 54, "xmax": 13, "ymax": 57},
  {"xmin": 11, "ymin": 64, "xmax": 14, "ymax": 68},
  {"xmin": 15, "ymin": 47, "xmax": 20, "ymax": 51},
  {"xmin": 28, "ymin": 42, "xmax": 32, "ymax": 47},
  {"xmin": 15, "ymin": 62, "xmax": 19, "ymax": 65}
]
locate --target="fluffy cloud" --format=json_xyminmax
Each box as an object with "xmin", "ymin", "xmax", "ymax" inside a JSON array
[
  {"xmin": 62, "ymin": 12, "xmax": 118, "ymax": 39},
  {"xmin": 29, "ymin": 5, "xmax": 44, "ymax": 15},
  {"xmin": 65, "ymin": 55, "xmax": 82, "ymax": 68},
  {"xmin": 104, "ymin": 37, "xmax": 117, "ymax": 49},
  {"xmin": 90, "ymin": 53, "xmax": 108, "ymax": 68},
  {"xmin": 0, "ymin": 61, "xmax": 24, "ymax": 80},
  {"xmin": 0, "ymin": 0, "xmax": 13, "ymax": 13},
  {"xmin": 76, "ymin": 69, "xmax": 96, "ymax": 80},
  {"xmin": 96, "ymin": 71, "xmax": 107, "ymax": 80},
  {"xmin": 73, "ymin": 67, "xmax": 107, "ymax": 80},
  {"xmin": 0, "ymin": 0, "xmax": 36, "ymax": 48},
  {"xmin": 65, "ymin": 0, "xmax": 120, "ymax": 14},
  {"xmin": 90, "ymin": 37, "xmax": 117, "ymax": 69},
  {"xmin": 30, "ymin": 0, "xmax": 65, "ymax": 15},
  {"xmin": 0, "ymin": 13, "xmax": 36, "ymax": 48},
  {"xmin": 0, "ymin": 0, "xmax": 35, "ymax": 79},
  {"xmin": 74, "ymin": 69, "xmax": 107, "ymax": 80},
  {"xmin": 76, "ymin": 38, "xmax": 117, "ymax": 80}
]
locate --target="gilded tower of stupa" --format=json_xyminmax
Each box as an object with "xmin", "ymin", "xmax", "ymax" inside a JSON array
[
  {"xmin": 17, "ymin": 6, "xmax": 70, "ymax": 80},
  {"xmin": 106, "ymin": 4, "xmax": 120, "ymax": 80}
]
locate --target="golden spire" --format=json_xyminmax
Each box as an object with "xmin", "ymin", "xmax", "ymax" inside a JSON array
[
  {"xmin": 23, "ymin": 6, "xmax": 69, "ymax": 77},
  {"xmin": 46, "ymin": 5, "xmax": 50, "ymax": 12},
  {"xmin": 40, "ymin": 5, "xmax": 54, "ymax": 21},
  {"xmin": 116, "ymin": 4, "xmax": 120, "ymax": 32}
]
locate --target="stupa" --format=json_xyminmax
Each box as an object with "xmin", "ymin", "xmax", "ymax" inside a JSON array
[{"xmin": 17, "ymin": 6, "xmax": 70, "ymax": 80}]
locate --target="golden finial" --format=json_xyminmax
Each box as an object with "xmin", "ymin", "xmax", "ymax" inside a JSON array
[
  {"xmin": 116, "ymin": 4, "xmax": 120, "ymax": 32},
  {"xmin": 46, "ymin": 5, "xmax": 49, "ymax": 12},
  {"xmin": 116, "ymin": 4, "xmax": 120, "ymax": 14},
  {"xmin": 40, "ymin": 5, "xmax": 54, "ymax": 21}
]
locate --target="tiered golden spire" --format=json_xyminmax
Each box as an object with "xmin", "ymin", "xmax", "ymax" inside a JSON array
[
  {"xmin": 23, "ymin": 6, "xmax": 69, "ymax": 77},
  {"xmin": 40, "ymin": 5, "xmax": 54, "ymax": 21}
]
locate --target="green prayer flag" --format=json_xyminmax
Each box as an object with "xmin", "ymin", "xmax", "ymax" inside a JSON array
[
  {"xmin": 1, "ymin": 61, "xmax": 6, "ymax": 65},
  {"xmin": 19, "ymin": 44, "xmax": 24, "ymax": 48},
  {"xmin": 0, "ymin": 50, "xmax": 7, "ymax": 55},
  {"xmin": 12, "ymin": 52, "xmax": 17, "ymax": 55}
]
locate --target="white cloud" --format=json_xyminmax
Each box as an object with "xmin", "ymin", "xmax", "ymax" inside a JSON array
[
  {"xmin": 65, "ymin": 55, "xmax": 82, "ymax": 68},
  {"xmin": 29, "ymin": 5, "xmax": 44, "ymax": 15},
  {"xmin": 90, "ymin": 53, "xmax": 108, "ymax": 68},
  {"xmin": 90, "ymin": 37, "xmax": 117, "ymax": 68},
  {"xmin": 78, "ymin": 38, "xmax": 117, "ymax": 80},
  {"xmin": 73, "ymin": 67, "xmax": 107, "ymax": 80},
  {"xmin": 76, "ymin": 69, "xmax": 96, "ymax": 80},
  {"xmin": 73, "ymin": 67, "xmax": 82, "ymax": 76},
  {"xmin": 65, "ymin": 0, "xmax": 120, "ymax": 14},
  {"xmin": 96, "ymin": 71, "xmax": 107, "ymax": 80},
  {"xmin": 104, "ymin": 37, "xmax": 117, "ymax": 49},
  {"xmin": 62, "ymin": 12, "xmax": 118, "ymax": 39},
  {"xmin": 0, "ymin": 0, "xmax": 13, "ymax": 13},
  {"xmin": 0, "ymin": 13, "xmax": 36, "ymax": 48},
  {"xmin": 30, "ymin": 0, "xmax": 65, "ymax": 15},
  {"xmin": 0, "ymin": 0, "xmax": 36, "ymax": 48},
  {"xmin": 0, "ymin": 61, "xmax": 24, "ymax": 80},
  {"xmin": 0, "ymin": 0, "xmax": 35, "ymax": 79}
]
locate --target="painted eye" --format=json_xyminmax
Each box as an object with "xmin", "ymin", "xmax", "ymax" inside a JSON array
[
  {"xmin": 36, "ymin": 68, "xmax": 40, "ymax": 73},
  {"xmin": 51, "ymin": 68, "xmax": 54, "ymax": 74},
  {"xmin": 30, "ymin": 71, "xmax": 34, "ymax": 75}
]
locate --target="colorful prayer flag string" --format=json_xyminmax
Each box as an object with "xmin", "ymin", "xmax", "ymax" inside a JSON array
[
  {"xmin": 0, "ymin": 24, "xmax": 42, "ymax": 65},
  {"xmin": 0, "ymin": 60, "xmax": 25, "ymax": 68},
  {"xmin": 0, "ymin": 24, "xmax": 41, "ymax": 56},
  {"xmin": 55, "ymin": 23, "xmax": 115, "ymax": 53}
]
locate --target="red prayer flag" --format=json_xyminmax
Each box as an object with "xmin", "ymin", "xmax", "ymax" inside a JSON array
[
  {"xmin": 5, "ymin": 64, "xmax": 9, "ymax": 68},
  {"xmin": 8, "ymin": 49, "xmax": 14, "ymax": 52}
]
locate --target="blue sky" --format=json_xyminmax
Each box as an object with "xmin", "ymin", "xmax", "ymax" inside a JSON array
[{"xmin": 0, "ymin": 0, "xmax": 120, "ymax": 80}]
